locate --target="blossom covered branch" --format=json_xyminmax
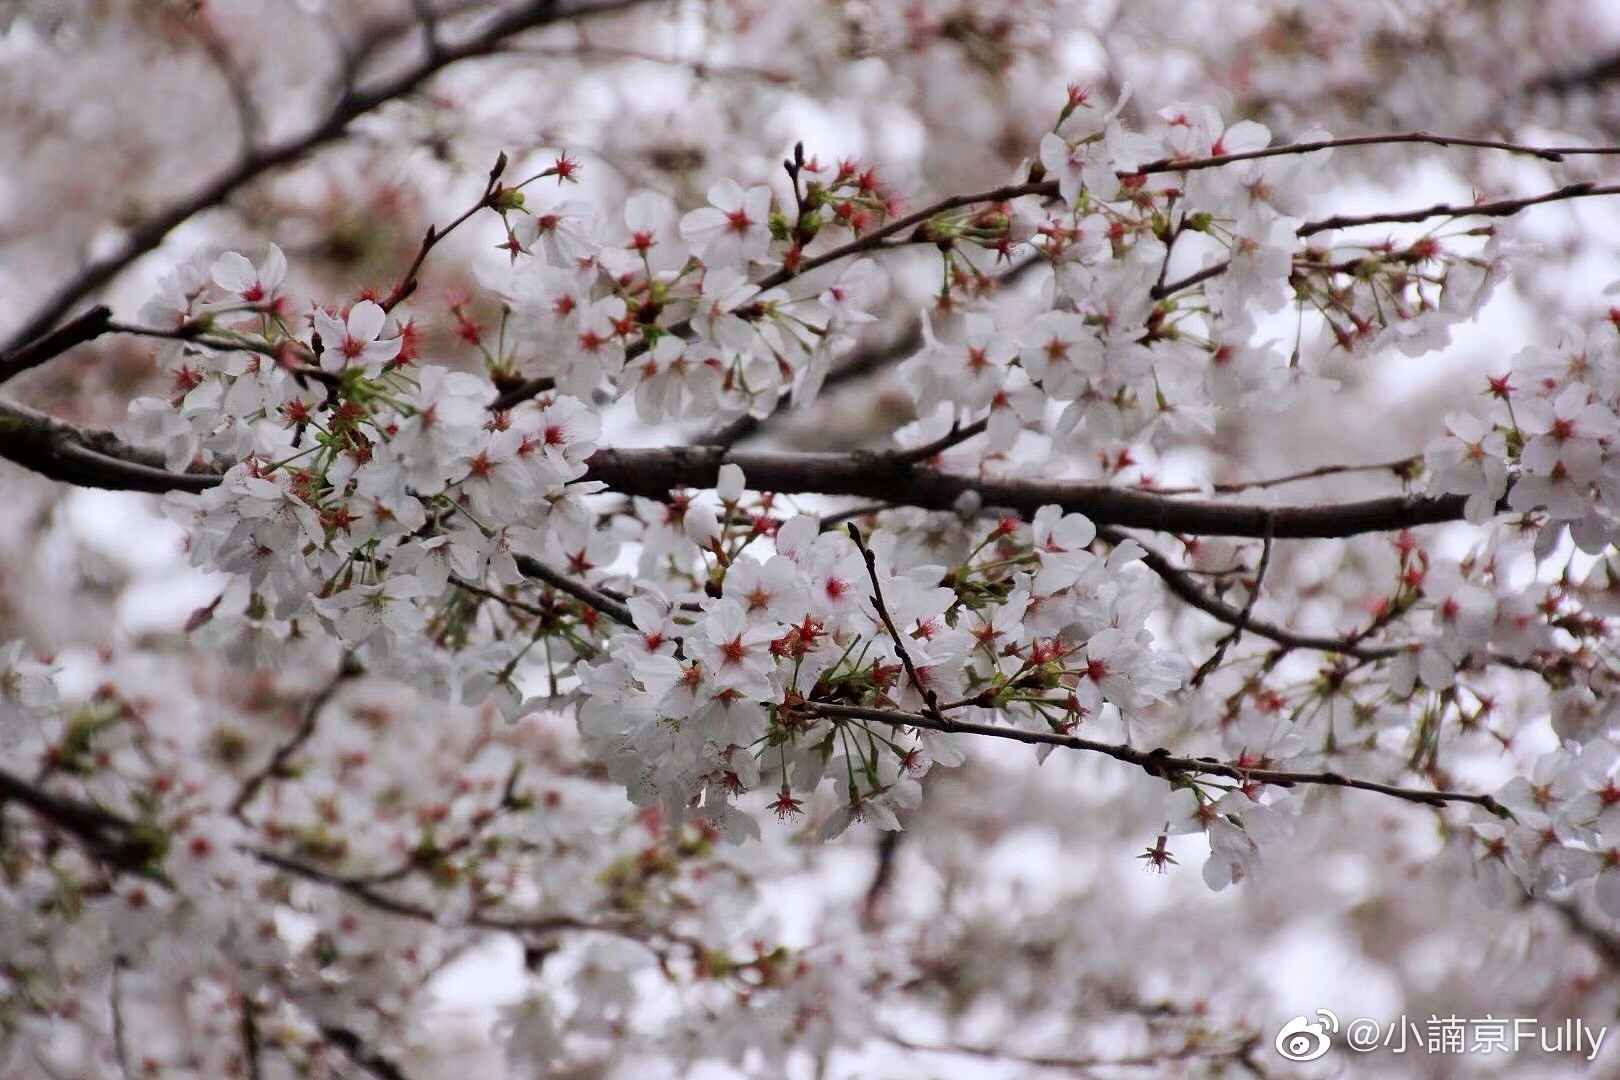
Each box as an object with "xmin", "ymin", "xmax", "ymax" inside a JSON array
[{"xmin": 11, "ymin": 30, "xmax": 1620, "ymax": 1072}]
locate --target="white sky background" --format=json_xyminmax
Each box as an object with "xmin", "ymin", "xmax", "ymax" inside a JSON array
[{"xmin": 31, "ymin": 28, "xmax": 1620, "ymax": 1079}]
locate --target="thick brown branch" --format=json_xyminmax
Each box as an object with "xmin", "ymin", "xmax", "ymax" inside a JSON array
[
  {"xmin": 0, "ymin": 401, "xmax": 222, "ymax": 494},
  {"xmin": 582, "ymin": 446, "xmax": 1475, "ymax": 539},
  {"xmin": 0, "ymin": 413, "xmax": 1482, "ymax": 540},
  {"xmin": 0, "ymin": 305, "xmax": 114, "ymax": 385}
]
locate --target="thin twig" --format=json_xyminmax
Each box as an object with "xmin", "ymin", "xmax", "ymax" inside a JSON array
[
  {"xmin": 1190, "ymin": 524, "xmax": 1274, "ymax": 687},
  {"xmin": 241, "ymin": 998, "xmax": 264, "ymax": 1080},
  {"xmin": 486, "ymin": 161, "xmax": 1620, "ymax": 415},
  {"xmin": 848, "ymin": 524, "xmax": 943, "ymax": 719},
  {"xmin": 1131, "ymin": 131, "xmax": 1620, "ymax": 174},
  {"xmin": 697, "ymin": 254, "xmax": 1044, "ymax": 447},
  {"xmin": 1151, "ymin": 259, "xmax": 1231, "ymax": 300},
  {"xmin": 230, "ymin": 657, "xmax": 361, "ymax": 819},
  {"xmin": 512, "ymin": 554, "xmax": 635, "ymax": 627},
  {"xmin": 1146, "ymin": 458, "xmax": 1420, "ymax": 496},
  {"xmin": 500, "ymin": 41, "xmax": 793, "ymax": 82},
  {"xmin": 885, "ymin": 1030, "xmax": 1263, "ymax": 1075},
  {"xmin": 193, "ymin": 20, "xmax": 262, "ymax": 156},
  {"xmin": 794, "ymin": 700, "xmax": 1506, "ymax": 812},
  {"xmin": 898, "ymin": 416, "xmax": 989, "ymax": 464},
  {"xmin": 111, "ymin": 960, "xmax": 134, "ymax": 1080},
  {"xmin": 0, "ymin": 764, "xmax": 633, "ymax": 942},
  {"xmin": 452, "ymin": 575, "xmax": 553, "ymax": 619},
  {"xmin": 407, "ymin": 0, "xmax": 446, "ymax": 61},
  {"xmin": 1298, "ymin": 182, "xmax": 1620, "ymax": 237},
  {"xmin": 379, "ymin": 152, "xmax": 508, "ymax": 312},
  {"xmin": 820, "ymin": 502, "xmax": 903, "ymax": 528},
  {"xmin": 1100, "ymin": 526, "xmax": 1396, "ymax": 660}
]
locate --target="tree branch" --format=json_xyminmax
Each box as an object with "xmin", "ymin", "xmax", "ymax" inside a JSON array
[
  {"xmin": 0, "ymin": 305, "xmax": 114, "ymax": 385},
  {"xmin": 795, "ymin": 701, "xmax": 1506, "ymax": 813},
  {"xmin": 1298, "ymin": 182, "xmax": 1620, "ymax": 237},
  {"xmin": 1102, "ymin": 526, "xmax": 1398, "ymax": 660},
  {"xmin": 482, "ymin": 150, "xmax": 1620, "ymax": 415},
  {"xmin": 0, "ymin": 401, "xmax": 222, "ymax": 494},
  {"xmin": 1132, "ymin": 131, "xmax": 1620, "ymax": 173},
  {"xmin": 883, "ymin": 1030, "xmax": 1263, "ymax": 1075},
  {"xmin": 319, "ymin": 1025, "xmax": 415, "ymax": 1080},
  {"xmin": 380, "ymin": 152, "xmax": 510, "ymax": 313},
  {"xmin": 1524, "ymin": 51, "xmax": 1620, "ymax": 96},
  {"xmin": 512, "ymin": 553, "xmax": 635, "ymax": 627},
  {"xmin": 849, "ymin": 523, "xmax": 943, "ymax": 719},
  {"xmin": 241, "ymin": 999, "xmax": 265, "ymax": 1080},
  {"xmin": 0, "ymin": 769, "xmax": 166, "ymax": 873},
  {"xmin": 1145, "ymin": 457, "xmax": 1420, "ymax": 496},
  {"xmin": 1189, "ymin": 524, "xmax": 1273, "ymax": 687},
  {"xmin": 0, "ymin": 410, "xmax": 1487, "ymax": 540},
  {"xmin": 581, "ymin": 446, "xmax": 1477, "ymax": 539},
  {"xmin": 696, "ymin": 254, "xmax": 1043, "ymax": 448},
  {"xmin": 0, "ymin": 762, "xmax": 642, "ymax": 948},
  {"xmin": 230, "ymin": 657, "xmax": 361, "ymax": 820},
  {"xmin": 193, "ymin": 18, "xmax": 263, "ymax": 157}
]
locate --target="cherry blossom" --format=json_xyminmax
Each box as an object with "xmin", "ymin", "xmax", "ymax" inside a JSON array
[
  {"xmin": 12, "ymin": 5, "xmax": 1620, "ymax": 1075},
  {"xmin": 312, "ymin": 300, "xmax": 401, "ymax": 377}
]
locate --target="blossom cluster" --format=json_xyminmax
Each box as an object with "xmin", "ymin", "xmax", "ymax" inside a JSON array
[
  {"xmin": 1402, "ymin": 319, "xmax": 1620, "ymax": 911},
  {"xmin": 8, "ymin": 74, "xmax": 1620, "ymax": 1074},
  {"xmin": 94, "ymin": 86, "xmax": 1563, "ymax": 896},
  {"xmin": 580, "ymin": 491, "xmax": 1183, "ymax": 840},
  {"xmin": 896, "ymin": 95, "xmax": 1503, "ymax": 476},
  {"xmin": 14, "ymin": 0, "xmax": 1620, "ymax": 1074},
  {"xmin": 0, "ymin": 642, "xmax": 882, "ymax": 1076},
  {"xmin": 1429, "ymin": 321, "xmax": 1620, "ymax": 548}
]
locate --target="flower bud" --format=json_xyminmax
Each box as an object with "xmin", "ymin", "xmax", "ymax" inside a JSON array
[
  {"xmin": 717, "ymin": 463, "xmax": 746, "ymax": 503},
  {"xmin": 684, "ymin": 504, "xmax": 722, "ymax": 547}
]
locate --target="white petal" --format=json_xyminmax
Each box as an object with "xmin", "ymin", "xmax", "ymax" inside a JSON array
[
  {"xmin": 347, "ymin": 299, "xmax": 387, "ymax": 343},
  {"xmin": 211, "ymin": 252, "xmax": 256, "ymax": 293}
]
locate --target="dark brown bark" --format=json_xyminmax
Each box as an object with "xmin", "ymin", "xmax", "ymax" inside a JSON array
[
  {"xmin": 585, "ymin": 446, "xmax": 1473, "ymax": 539},
  {"xmin": 0, "ymin": 403, "xmax": 1478, "ymax": 539}
]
